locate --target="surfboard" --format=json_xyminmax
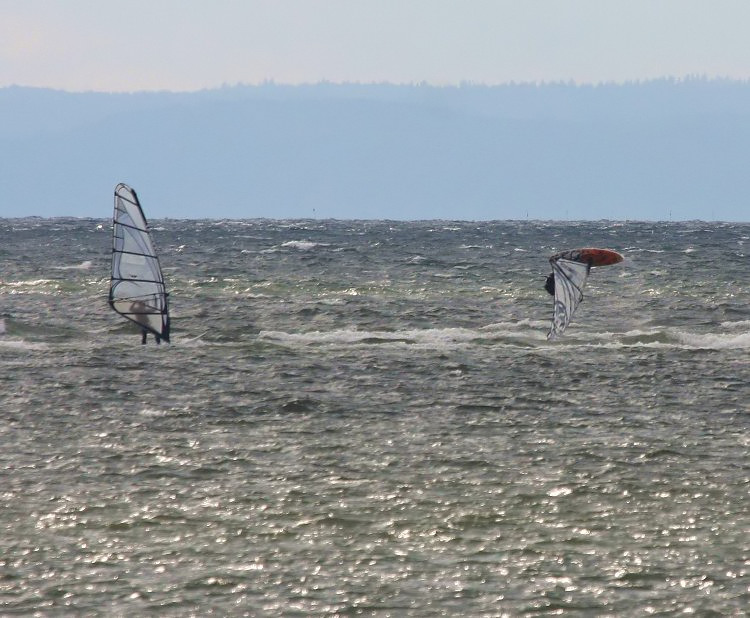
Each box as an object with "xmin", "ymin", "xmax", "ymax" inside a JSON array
[{"xmin": 550, "ymin": 248, "xmax": 623, "ymax": 267}]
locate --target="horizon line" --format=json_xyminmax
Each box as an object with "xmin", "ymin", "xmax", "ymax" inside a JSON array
[
  {"xmin": 2, "ymin": 215, "xmax": 747, "ymax": 225},
  {"xmin": 2, "ymin": 74, "xmax": 749, "ymax": 96}
]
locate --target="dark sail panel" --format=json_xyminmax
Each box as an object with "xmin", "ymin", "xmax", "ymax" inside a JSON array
[{"xmin": 109, "ymin": 183, "xmax": 170, "ymax": 342}]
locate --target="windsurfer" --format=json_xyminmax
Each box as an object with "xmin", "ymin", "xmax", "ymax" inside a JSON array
[
  {"xmin": 545, "ymin": 252, "xmax": 598, "ymax": 297},
  {"xmin": 110, "ymin": 183, "xmax": 170, "ymax": 344},
  {"xmin": 544, "ymin": 272, "xmax": 555, "ymax": 295},
  {"xmin": 129, "ymin": 300, "xmax": 161, "ymax": 345}
]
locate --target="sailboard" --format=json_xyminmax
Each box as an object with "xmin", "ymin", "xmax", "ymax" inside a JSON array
[
  {"xmin": 546, "ymin": 248, "xmax": 623, "ymax": 340},
  {"xmin": 109, "ymin": 183, "xmax": 170, "ymax": 343}
]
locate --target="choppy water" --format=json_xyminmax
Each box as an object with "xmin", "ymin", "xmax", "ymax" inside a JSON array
[{"xmin": 2, "ymin": 218, "xmax": 750, "ymax": 615}]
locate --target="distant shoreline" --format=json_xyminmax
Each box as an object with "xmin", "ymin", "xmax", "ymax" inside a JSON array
[{"xmin": 3, "ymin": 80, "xmax": 749, "ymax": 221}]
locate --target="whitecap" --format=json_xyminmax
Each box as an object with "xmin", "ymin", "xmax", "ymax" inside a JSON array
[
  {"xmin": 54, "ymin": 260, "xmax": 92, "ymax": 270},
  {"xmin": 259, "ymin": 323, "xmax": 542, "ymax": 349},
  {"xmin": 719, "ymin": 320, "xmax": 750, "ymax": 331},
  {"xmin": 139, "ymin": 407, "xmax": 171, "ymax": 417},
  {"xmin": 548, "ymin": 487, "xmax": 572, "ymax": 497},
  {"xmin": 675, "ymin": 330, "xmax": 750, "ymax": 350},
  {"xmin": 568, "ymin": 327, "xmax": 750, "ymax": 351},
  {"xmin": 0, "ymin": 338, "xmax": 49, "ymax": 351},
  {"xmin": 482, "ymin": 318, "xmax": 548, "ymax": 332},
  {"xmin": 281, "ymin": 240, "xmax": 327, "ymax": 251},
  {"xmin": 6, "ymin": 279, "xmax": 56, "ymax": 287},
  {"xmin": 259, "ymin": 327, "xmax": 473, "ymax": 348}
]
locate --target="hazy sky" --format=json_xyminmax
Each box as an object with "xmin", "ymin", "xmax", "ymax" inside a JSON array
[{"xmin": 2, "ymin": 0, "xmax": 750, "ymax": 92}]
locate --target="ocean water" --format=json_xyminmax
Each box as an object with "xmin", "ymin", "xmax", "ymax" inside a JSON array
[{"xmin": 1, "ymin": 217, "xmax": 750, "ymax": 616}]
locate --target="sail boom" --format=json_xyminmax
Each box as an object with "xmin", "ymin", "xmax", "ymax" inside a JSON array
[
  {"xmin": 111, "ymin": 278, "xmax": 166, "ymax": 285},
  {"xmin": 113, "ymin": 248, "xmax": 154, "ymax": 259}
]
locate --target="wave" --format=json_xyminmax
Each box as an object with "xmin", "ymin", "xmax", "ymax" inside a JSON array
[
  {"xmin": 280, "ymin": 240, "xmax": 328, "ymax": 251},
  {"xmin": 574, "ymin": 323, "xmax": 750, "ymax": 350},
  {"xmin": 0, "ymin": 338, "xmax": 49, "ymax": 351},
  {"xmin": 259, "ymin": 240, "xmax": 331, "ymax": 253},
  {"xmin": 4, "ymin": 279, "xmax": 57, "ymax": 287},
  {"xmin": 259, "ymin": 321, "xmax": 547, "ymax": 349},
  {"xmin": 719, "ymin": 320, "xmax": 750, "ymax": 330},
  {"xmin": 673, "ymin": 330, "xmax": 750, "ymax": 350},
  {"xmin": 257, "ymin": 320, "xmax": 750, "ymax": 352},
  {"xmin": 1, "ymin": 279, "xmax": 63, "ymax": 295},
  {"xmin": 53, "ymin": 261, "xmax": 93, "ymax": 270}
]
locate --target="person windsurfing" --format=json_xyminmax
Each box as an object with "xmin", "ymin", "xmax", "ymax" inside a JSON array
[
  {"xmin": 544, "ymin": 272, "xmax": 555, "ymax": 295},
  {"xmin": 545, "ymin": 252, "xmax": 596, "ymax": 296},
  {"xmin": 129, "ymin": 299, "xmax": 161, "ymax": 345},
  {"xmin": 544, "ymin": 247, "xmax": 624, "ymax": 339},
  {"xmin": 109, "ymin": 183, "xmax": 170, "ymax": 345}
]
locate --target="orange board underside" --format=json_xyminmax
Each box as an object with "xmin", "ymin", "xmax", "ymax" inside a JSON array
[{"xmin": 552, "ymin": 248, "xmax": 624, "ymax": 267}]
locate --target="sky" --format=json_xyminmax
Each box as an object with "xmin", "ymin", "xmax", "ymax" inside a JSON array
[
  {"xmin": 3, "ymin": 1, "xmax": 750, "ymax": 221},
  {"xmin": 2, "ymin": 0, "xmax": 750, "ymax": 92}
]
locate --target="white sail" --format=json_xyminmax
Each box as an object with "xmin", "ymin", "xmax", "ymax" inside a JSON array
[
  {"xmin": 547, "ymin": 257, "xmax": 590, "ymax": 340},
  {"xmin": 109, "ymin": 183, "xmax": 170, "ymax": 342}
]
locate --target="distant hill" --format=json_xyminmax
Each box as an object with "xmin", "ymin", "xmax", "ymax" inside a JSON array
[{"xmin": 2, "ymin": 80, "xmax": 750, "ymax": 220}]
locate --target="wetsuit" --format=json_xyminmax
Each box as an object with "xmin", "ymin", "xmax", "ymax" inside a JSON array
[{"xmin": 544, "ymin": 272, "xmax": 555, "ymax": 296}]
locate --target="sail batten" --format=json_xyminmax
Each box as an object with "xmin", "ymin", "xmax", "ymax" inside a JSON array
[
  {"xmin": 114, "ymin": 219, "xmax": 150, "ymax": 231},
  {"xmin": 109, "ymin": 183, "xmax": 170, "ymax": 343},
  {"xmin": 117, "ymin": 249, "xmax": 160, "ymax": 258}
]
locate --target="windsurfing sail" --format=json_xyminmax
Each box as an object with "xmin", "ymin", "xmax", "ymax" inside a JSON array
[
  {"xmin": 545, "ymin": 248, "xmax": 623, "ymax": 339},
  {"xmin": 547, "ymin": 257, "xmax": 590, "ymax": 340},
  {"xmin": 109, "ymin": 183, "xmax": 170, "ymax": 342}
]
